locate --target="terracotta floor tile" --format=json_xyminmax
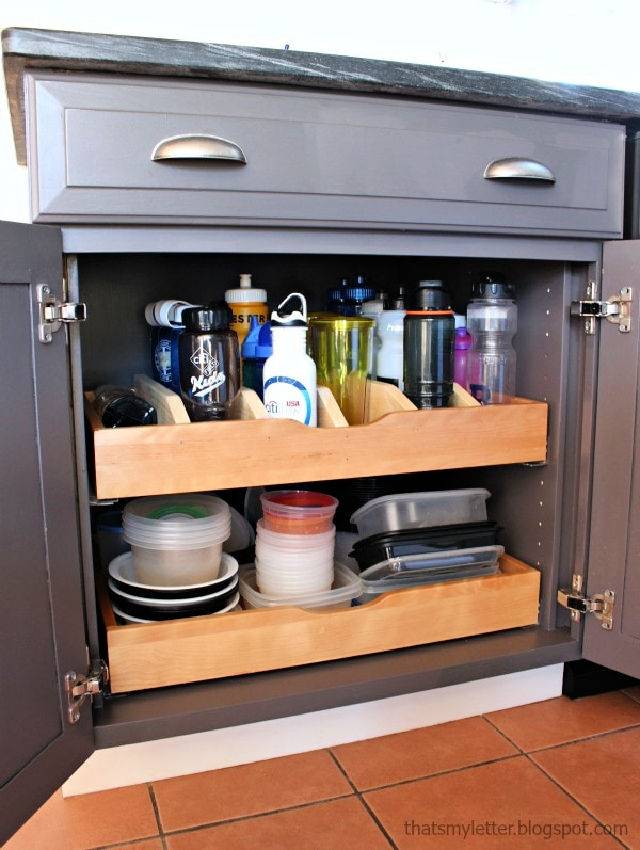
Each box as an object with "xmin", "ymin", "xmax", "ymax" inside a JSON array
[
  {"xmin": 3, "ymin": 786, "xmax": 158, "ymax": 850},
  {"xmin": 365, "ymin": 755, "xmax": 619, "ymax": 849},
  {"xmin": 109, "ymin": 842, "xmax": 164, "ymax": 850},
  {"xmin": 624, "ymin": 685, "xmax": 640, "ymax": 704},
  {"xmin": 533, "ymin": 726, "xmax": 640, "ymax": 850},
  {"xmin": 165, "ymin": 796, "xmax": 390, "ymax": 850},
  {"xmin": 332, "ymin": 716, "xmax": 517, "ymax": 790},
  {"xmin": 153, "ymin": 750, "xmax": 352, "ymax": 832},
  {"xmin": 485, "ymin": 692, "xmax": 640, "ymax": 751}
]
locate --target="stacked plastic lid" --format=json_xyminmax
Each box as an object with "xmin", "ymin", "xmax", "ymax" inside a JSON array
[{"xmin": 123, "ymin": 494, "xmax": 231, "ymax": 587}]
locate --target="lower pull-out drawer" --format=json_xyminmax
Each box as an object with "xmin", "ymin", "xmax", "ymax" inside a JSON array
[{"xmin": 101, "ymin": 555, "xmax": 540, "ymax": 693}]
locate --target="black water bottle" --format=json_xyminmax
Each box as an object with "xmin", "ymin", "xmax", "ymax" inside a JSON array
[
  {"xmin": 403, "ymin": 280, "xmax": 455, "ymax": 409},
  {"xmin": 179, "ymin": 304, "xmax": 240, "ymax": 421}
]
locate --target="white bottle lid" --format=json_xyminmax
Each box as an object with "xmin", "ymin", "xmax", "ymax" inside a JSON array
[
  {"xmin": 225, "ymin": 273, "xmax": 267, "ymax": 304},
  {"xmin": 454, "ymin": 314, "xmax": 467, "ymax": 329}
]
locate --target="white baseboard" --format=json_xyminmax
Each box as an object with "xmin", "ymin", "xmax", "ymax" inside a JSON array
[{"xmin": 63, "ymin": 663, "xmax": 563, "ymax": 796}]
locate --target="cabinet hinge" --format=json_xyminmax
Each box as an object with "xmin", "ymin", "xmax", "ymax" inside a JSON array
[
  {"xmin": 557, "ymin": 574, "xmax": 614, "ymax": 630},
  {"xmin": 571, "ymin": 282, "xmax": 632, "ymax": 335},
  {"xmin": 37, "ymin": 284, "xmax": 87, "ymax": 343},
  {"xmin": 65, "ymin": 659, "xmax": 109, "ymax": 724}
]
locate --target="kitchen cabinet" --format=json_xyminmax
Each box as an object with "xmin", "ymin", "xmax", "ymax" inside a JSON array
[{"xmin": 2, "ymin": 28, "xmax": 640, "ymax": 845}]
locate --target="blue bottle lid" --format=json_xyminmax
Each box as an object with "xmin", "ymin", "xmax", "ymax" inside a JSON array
[
  {"xmin": 241, "ymin": 316, "xmax": 262, "ymax": 358},
  {"xmin": 255, "ymin": 321, "xmax": 273, "ymax": 359}
]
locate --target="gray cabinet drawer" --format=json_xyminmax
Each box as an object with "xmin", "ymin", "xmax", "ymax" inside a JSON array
[{"xmin": 27, "ymin": 73, "xmax": 624, "ymax": 237}]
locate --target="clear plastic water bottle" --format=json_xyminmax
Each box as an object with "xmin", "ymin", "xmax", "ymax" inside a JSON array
[{"xmin": 466, "ymin": 274, "xmax": 517, "ymax": 404}]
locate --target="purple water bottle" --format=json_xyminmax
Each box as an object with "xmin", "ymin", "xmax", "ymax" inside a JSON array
[{"xmin": 453, "ymin": 315, "xmax": 472, "ymax": 389}]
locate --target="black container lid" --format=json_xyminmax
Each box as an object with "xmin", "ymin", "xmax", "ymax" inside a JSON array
[
  {"xmin": 416, "ymin": 279, "xmax": 452, "ymax": 310},
  {"xmin": 472, "ymin": 273, "xmax": 515, "ymax": 300},
  {"xmin": 184, "ymin": 303, "xmax": 232, "ymax": 332}
]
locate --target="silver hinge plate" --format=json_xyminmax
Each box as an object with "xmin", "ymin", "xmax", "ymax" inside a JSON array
[
  {"xmin": 571, "ymin": 284, "xmax": 632, "ymax": 336},
  {"xmin": 65, "ymin": 659, "xmax": 109, "ymax": 724},
  {"xmin": 557, "ymin": 574, "xmax": 614, "ymax": 630},
  {"xmin": 37, "ymin": 284, "xmax": 86, "ymax": 343}
]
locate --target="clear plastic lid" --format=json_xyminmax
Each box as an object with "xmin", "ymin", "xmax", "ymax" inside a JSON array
[
  {"xmin": 124, "ymin": 495, "xmax": 230, "ymax": 547},
  {"xmin": 260, "ymin": 492, "xmax": 338, "ymax": 519},
  {"xmin": 240, "ymin": 562, "xmax": 363, "ymax": 609},
  {"xmin": 350, "ymin": 488, "xmax": 490, "ymax": 536},
  {"xmin": 359, "ymin": 545, "xmax": 504, "ymax": 584}
]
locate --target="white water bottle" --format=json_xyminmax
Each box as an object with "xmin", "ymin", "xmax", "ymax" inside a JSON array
[{"xmin": 263, "ymin": 293, "xmax": 317, "ymax": 427}]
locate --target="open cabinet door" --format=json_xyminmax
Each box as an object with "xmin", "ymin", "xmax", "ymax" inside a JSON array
[
  {"xmin": 582, "ymin": 240, "xmax": 640, "ymax": 678},
  {"xmin": 0, "ymin": 222, "xmax": 94, "ymax": 844}
]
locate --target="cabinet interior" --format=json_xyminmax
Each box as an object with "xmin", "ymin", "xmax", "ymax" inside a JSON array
[{"xmin": 72, "ymin": 251, "xmax": 591, "ymax": 696}]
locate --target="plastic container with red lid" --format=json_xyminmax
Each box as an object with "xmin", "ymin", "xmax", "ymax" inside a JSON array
[{"xmin": 260, "ymin": 490, "xmax": 338, "ymax": 534}]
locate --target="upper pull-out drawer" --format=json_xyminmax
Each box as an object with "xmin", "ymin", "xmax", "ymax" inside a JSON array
[{"xmin": 27, "ymin": 73, "xmax": 625, "ymax": 237}]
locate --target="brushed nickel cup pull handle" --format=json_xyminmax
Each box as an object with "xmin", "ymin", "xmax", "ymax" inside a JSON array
[
  {"xmin": 484, "ymin": 157, "xmax": 555, "ymax": 183},
  {"xmin": 151, "ymin": 133, "xmax": 246, "ymax": 164}
]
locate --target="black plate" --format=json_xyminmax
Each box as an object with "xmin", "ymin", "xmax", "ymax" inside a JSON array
[{"xmin": 109, "ymin": 576, "xmax": 239, "ymax": 620}]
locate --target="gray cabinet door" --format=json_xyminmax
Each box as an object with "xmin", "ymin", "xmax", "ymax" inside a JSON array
[
  {"xmin": 0, "ymin": 221, "xmax": 93, "ymax": 844},
  {"xmin": 583, "ymin": 240, "xmax": 640, "ymax": 677}
]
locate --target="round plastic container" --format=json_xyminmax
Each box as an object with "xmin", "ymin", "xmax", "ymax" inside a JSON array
[
  {"xmin": 255, "ymin": 522, "xmax": 335, "ymax": 595},
  {"xmin": 260, "ymin": 491, "xmax": 338, "ymax": 534},
  {"xmin": 123, "ymin": 494, "xmax": 230, "ymax": 586}
]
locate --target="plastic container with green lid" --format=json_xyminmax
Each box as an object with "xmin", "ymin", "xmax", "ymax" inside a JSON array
[{"xmin": 123, "ymin": 494, "xmax": 230, "ymax": 586}]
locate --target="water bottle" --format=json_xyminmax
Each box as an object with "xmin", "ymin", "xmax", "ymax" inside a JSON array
[
  {"xmin": 403, "ymin": 281, "xmax": 455, "ymax": 409},
  {"xmin": 466, "ymin": 274, "xmax": 517, "ymax": 404},
  {"xmin": 453, "ymin": 315, "xmax": 472, "ymax": 389},
  {"xmin": 178, "ymin": 304, "xmax": 240, "ymax": 421},
  {"xmin": 263, "ymin": 293, "xmax": 317, "ymax": 427}
]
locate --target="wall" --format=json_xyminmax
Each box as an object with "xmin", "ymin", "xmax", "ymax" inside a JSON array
[{"xmin": 1, "ymin": 0, "xmax": 639, "ymax": 222}]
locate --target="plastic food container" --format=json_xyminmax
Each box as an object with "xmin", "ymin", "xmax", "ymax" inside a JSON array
[
  {"xmin": 123, "ymin": 494, "xmax": 231, "ymax": 586},
  {"xmin": 350, "ymin": 521, "xmax": 499, "ymax": 571},
  {"xmin": 350, "ymin": 488, "xmax": 490, "ymax": 537},
  {"xmin": 260, "ymin": 491, "xmax": 338, "ymax": 534},
  {"xmin": 240, "ymin": 562, "xmax": 363, "ymax": 609},
  {"xmin": 109, "ymin": 551, "xmax": 238, "ymax": 600},
  {"xmin": 255, "ymin": 521, "xmax": 336, "ymax": 595},
  {"xmin": 353, "ymin": 545, "xmax": 504, "ymax": 602}
]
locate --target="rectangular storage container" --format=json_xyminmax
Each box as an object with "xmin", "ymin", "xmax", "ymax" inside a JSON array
[{"xmin": 351, "ymin": 488, "xmax": 491, "ymax": 538}]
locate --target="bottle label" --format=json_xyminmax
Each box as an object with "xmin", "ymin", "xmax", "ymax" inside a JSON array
[
  {"xmin": 264, "ymin": 376, "xmax": 312, "ymax": 425},
  {"xmin": 154, "ymin": 337, "xmax": 172, "ymax": 383},
  {"xmin": 189, "ymin": 346, "xmax": 226, "ymax": 399}
]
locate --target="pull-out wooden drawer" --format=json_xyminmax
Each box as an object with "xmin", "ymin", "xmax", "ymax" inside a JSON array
[
  {"xmin": 101, "ymin": 555, "xmax": 540, "ymax": 693},
  {"xmin": 27, "ymin": 72, "xmax": 624, "ymax": 237}
]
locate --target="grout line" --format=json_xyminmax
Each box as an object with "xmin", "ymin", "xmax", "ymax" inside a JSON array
[
  {"xmin": 356, "ymin": 752, "xmax": 523, "ymax": 794},
  {"xmin": 483, "ymin": 715, "xmax": 640, "ymax": 756},
  {"xmin": 482, "ymin": 714, "xmax": 527, "ymax": 754},
  {"xmin": 621, "ymin": 688, "xmax": 640, "ymax": 705},
  {"xmin": 161, "ymin": 792, "xmax": 354, "ymax": 838},
  {"xmin": 526, "ymin": 758, "xmax": 631, "ymax": 850},
  {"xmin": 86, "ymin": 836, "xmax": 166, "ymax": 850},
  {"xmin": 445, "ymin": 716, "xmax": 632, "ymax": 850},
  {"xmin": 147, "ymin": 784, "xmax": 168, "ymax": 850},
  {"xmin": 327, "ymin": 749, "xmax": 398, "ymax": 849}
]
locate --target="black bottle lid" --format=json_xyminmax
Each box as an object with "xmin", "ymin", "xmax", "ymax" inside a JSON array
[
  {"xmin": 416, "ymin": 279, "xmax": 452, "ymax": 310},
  {"xmin": 183, "ymin": 303, "xmax": 232, "ymax": 332},
  {"xmin": 472, "ymin": 273, "xmax": 515, "ymax": 300}
]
